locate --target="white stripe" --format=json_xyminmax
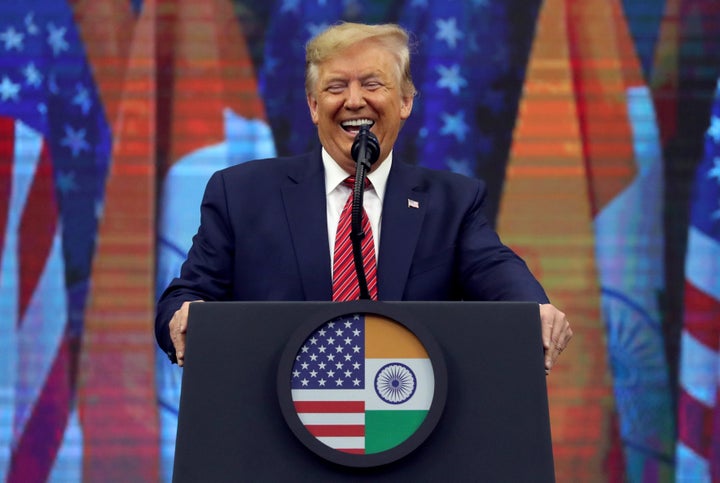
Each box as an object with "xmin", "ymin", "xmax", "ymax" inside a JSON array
[
  {"xmin": 316, "ymin": 437, "xmax": 364, "ymax": 449},
  {"xmin": 48, "ymin": 407, "xmax": 83, "ymax": 483},
  {"xmin": 685, "ymin": 226, "xmax": 720, "ymax": 301},
  {"xmin": 679, "ymin": 331, "xmax": 718, "ymax": 407},
  {"xmin": 15, "ymin": 227, "xmax": 67, "ymax": 438},
  {"xmin": 297, "ymin": 413, "xmax": 364, "ymax": 425},
  {"xmin": 675, "ymin": 443, "xmax": 709, "ymax": 482},
  {"xmin": 292, "ymin": 389, "xmax": 365, "ymax": 401}
]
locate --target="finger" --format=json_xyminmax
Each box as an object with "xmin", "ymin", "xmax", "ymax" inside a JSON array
[{"xmin": 547, "ymin": 317, "xmax": 571, "ymax": 370}]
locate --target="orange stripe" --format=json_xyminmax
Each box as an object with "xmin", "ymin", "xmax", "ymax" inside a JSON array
[{"xmin": 364, "ymin": 316, "xmax": 428, "ymax": 359}]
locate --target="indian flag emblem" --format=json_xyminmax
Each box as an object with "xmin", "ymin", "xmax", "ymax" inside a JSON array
[{"xmin": 290, "ymin": 313, "xmax": 435, "ymax": 456}]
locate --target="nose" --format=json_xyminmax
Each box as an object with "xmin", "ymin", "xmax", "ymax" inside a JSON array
[{"xmin": 344, "ymin": 82, "xmax": 366, "ymax": 110}]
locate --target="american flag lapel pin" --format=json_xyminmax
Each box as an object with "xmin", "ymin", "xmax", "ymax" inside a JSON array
[{"xmin": 408, "ymin": 198, "xmax": 419, "ymax": 209}]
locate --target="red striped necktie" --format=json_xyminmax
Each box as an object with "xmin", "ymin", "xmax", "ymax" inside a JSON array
[{"xmin": 332, "ymin": 177, "xmax": 378, "ymax": 301}]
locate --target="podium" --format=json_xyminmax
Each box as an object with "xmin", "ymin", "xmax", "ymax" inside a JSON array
[{"xmin": 173, "ymin": 301, "xmax": 555, "ymax": 482}]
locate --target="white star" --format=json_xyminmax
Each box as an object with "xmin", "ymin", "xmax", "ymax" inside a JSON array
[
  {"xmin": 318, "ymin": 346, "xmax": 326, "ymax": 353},
  {"xmin": 447, "ymin": 158, "xmax": 473, "ymax": 177},
  {"xmin": 353, "ymin": 314, "xmax": 360, "ymax": 320},
  {"xmin": 0, "ymin": 27, "xmax": 24, "ymax": 51},
  {"xmin": 23, "ymin": 63, "xmax": 42, "ymax": 87},
  {"xmin": 292, "ymin": 370, "xmax": 300, "ymax": 378},
  {"xmin": 435, "ymin": 18, "xmax": 464, "ymax": 49},
  {"xmin": 318, "ymin": 379, "xmax": 326, "ymax": 386},
  {"xmin": 318, "ymin": 362, "xmax": 326, "ymax": 370},
  {"xmin": 301, "ymin": 379, "xmax": 309, "ymax": 386},
  {"xmin": 441, "ymin": 111, "xmax": 470, "ymax": 142},
  {"xmin": 281, "ymin": 0, "xmax": 300, "ymax": 13},
  {"xmin": 344, "ymin": 370, "xmax": 352, "ymax": 378},
  {"xmin": 335, "ymin": 328, "xmax": 343, "ymax": 336},
  {"xmin": 0, "ymin": 76, "xmax": 21, "ymax": 101},
  {"xmin": 307, "ymin": 23, "xmax": 330, "ymax": 38},
  {"xmin": 60, "ymin": 125, "xmax": 90, "ymax": 157},
  {"xmin": 344, "ymin": 354, "xmax": 352, "ymax": 361},
  {"xmin": 344, "ymin": 321, "xmax": 352, "ymax": 328},
  {"xmin": 327, "ymin": 354, "xmax": 335, "ymax": 361},
  {"xmin": 352, "ymin": 362, "xmax": 361, "ymax": 370},
  {"xmin": 352, "ymin": 345, "xmax": 360, "ymax": 353},
  {"xmin": 436, "ymin": 64, "xmax": 467, "ymax": 95},
  {"xmin": 309, "ymin": 370, "xmax": 317, "ymax": 378},
  {"xmin": 335, "ymin": 346, "xmax": 343, "ymax": 353},
  {"xmin": 73, "ymin": 84, "xmax": 92, "ymax": 115},
  {"xmin": 309, "ymin": 337, "xmax": 318, "ymax": 345},
  {"xmin": 708, "ymin": 157, "xmax": 720, "ymax": 182},
  {"xmin": 47, "ymin": 23, "xmax": 69, "ymax": 56},
  {"xmin": 301, "ymin": 345, "xmax": 309, "ymax": 353},
  {"xmin": 327, "ymin": 322, "xmax": 335, "ymax": 328},
  {"xmin": 335, "ymin": 362, "xmax": 343, "ymax": 370},
  {"xmin": 352, "ymin": 329, "xmax": 360, "ymax": 337},
  {"xmin": 327, "ymin": 337, "xmax": 335, "ymax": 345},
  {"xmin": 318, "ymin": 329, "xmax": 326, "ymax": 336},
  {"xmin": 327, "ymin": 370, "xmax": 335, "ymax": 377},
  {"xmin": 301, "ymin": 362, "xmax": 309, "ymax": 370},
  {"xmin": 707, "ymin": 116, "xmax": 720, "ymax": 143},
  {"xmin": 344, "ymin": 337, "xmax": 352, "ymax": 345},
  {"xmin": 353, "ymin": 378, "xmax": 361, "ymax": 386},
  {"xmin": 309, "ymin": 353, "xmax": 318, "ymax": 361},
  {"xmin": 335, "ymin": 379, "xmax": 343, "ymax": 386},
  {"xmin": 25, "ymin": 13, "xmax": 39, "ymax": 35}
]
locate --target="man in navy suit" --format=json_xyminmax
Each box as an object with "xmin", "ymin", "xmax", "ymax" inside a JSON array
[{"xmin": 155, "ymin": 22, "xmax": 572, "ymax": 370}]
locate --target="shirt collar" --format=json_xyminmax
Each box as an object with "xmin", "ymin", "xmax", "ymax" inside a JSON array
[{"xmin": 322, "ymin": 147, "xmax": 392, "ymax": 202}]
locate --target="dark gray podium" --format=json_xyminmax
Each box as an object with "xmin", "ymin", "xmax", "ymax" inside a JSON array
[{"xmin": 173, "ymin": 301, "xmax": 555, "ymax": 482}]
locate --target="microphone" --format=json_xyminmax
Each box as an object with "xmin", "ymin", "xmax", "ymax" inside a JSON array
[
  {"xmin": 351, "ymin": 124, "xmax": 380, "ymax": 169},
  {"xmin": 348, "ymin": 125, "xmax": 380, "ymax": 300}
]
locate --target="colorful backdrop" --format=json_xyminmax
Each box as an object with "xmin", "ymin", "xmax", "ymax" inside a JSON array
[{"xmin": 0, "ymin": 0, "xmax": 718, "ymax": 481}]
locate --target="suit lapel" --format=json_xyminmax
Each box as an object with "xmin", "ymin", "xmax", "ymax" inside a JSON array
[
  {"xmin": 281, "ymin": 151, "xmax": 332, "ymax": 300},
  {"xmin": 378, "ymin": 161, "xmax": 427, "ymax": 300}
]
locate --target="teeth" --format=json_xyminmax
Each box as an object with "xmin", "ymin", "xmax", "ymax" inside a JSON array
[{"xmin": 341, "ymin": 119, "xmax": 374, "ymax": 127}]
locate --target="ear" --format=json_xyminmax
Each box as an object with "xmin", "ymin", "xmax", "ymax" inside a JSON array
[
  {"xmin": 307, "ymin": 93, "xmax": 319, "ymax": 125},
  {"xmin": 400, "ymin": 94, "xmax": 414, "ymax": 120}
]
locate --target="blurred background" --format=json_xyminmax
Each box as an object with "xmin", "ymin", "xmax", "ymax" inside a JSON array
[{"xmin": 0, "ymin": 0, "xmax": 718, "ymax": 481}]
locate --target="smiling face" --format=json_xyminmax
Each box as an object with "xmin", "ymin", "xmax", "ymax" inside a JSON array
[{"xmin": 306, "ymin": 39, "xmax": 414, "ymax": 174}]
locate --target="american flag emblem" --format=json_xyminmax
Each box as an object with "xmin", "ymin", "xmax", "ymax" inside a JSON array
[{"xmin": 407, "ymin": 199, "xmax": 419, "ymax": 209}]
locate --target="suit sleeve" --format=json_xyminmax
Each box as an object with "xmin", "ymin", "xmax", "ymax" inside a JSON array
[
  {"xmin": 155, "ymin": 170, "xmax": 235, "ymax": 358},
  {"xmin": 457, "ymin": 179, "xmax": 549, "ymax": 303}
]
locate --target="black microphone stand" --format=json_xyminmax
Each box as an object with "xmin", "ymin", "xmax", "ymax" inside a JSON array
[{"xmin": 350, "ymin": 125, "xmax": 380, "ymax": 300}]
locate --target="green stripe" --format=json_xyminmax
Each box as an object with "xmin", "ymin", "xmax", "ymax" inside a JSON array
[{"xmin": 364, "ymin": 410, "xmax": 428, "ymax": 454}]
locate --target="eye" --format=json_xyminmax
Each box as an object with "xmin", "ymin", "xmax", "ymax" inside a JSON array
[
  {"xmin": 364, "ymin": 81, "xmax": 382, "ymax": 90},
  {"xmin": 325, "ymin": 83, "xmax": 346, "ymax": 94}
]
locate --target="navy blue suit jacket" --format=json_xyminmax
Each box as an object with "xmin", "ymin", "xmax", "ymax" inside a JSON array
[{"xmin": 155, "ymin": 149, "xmax": 548, "ymax": 358}]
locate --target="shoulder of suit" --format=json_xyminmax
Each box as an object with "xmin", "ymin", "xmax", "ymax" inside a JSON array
[
  {"xmin": 396, "ymin": 160, "xmax": 485, "ymax": 191},
  {"xmin": 215, "ymin": 152, "xmax": 314, "ymax": 180}
]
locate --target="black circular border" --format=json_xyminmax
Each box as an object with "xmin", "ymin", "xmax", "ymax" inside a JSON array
[{"xmin": 276, "ymin": 300, "xmax": 448, "ymax": 468}]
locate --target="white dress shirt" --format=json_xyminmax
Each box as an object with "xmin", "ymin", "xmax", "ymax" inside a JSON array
[{"xmin": 322, "ymin": 147, "xmax": 392, "ymax": 276}]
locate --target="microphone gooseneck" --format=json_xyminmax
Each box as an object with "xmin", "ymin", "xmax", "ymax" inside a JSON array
[{"xmin": 349, "ymin": 125, "xmax": 380, "ymax": 300}]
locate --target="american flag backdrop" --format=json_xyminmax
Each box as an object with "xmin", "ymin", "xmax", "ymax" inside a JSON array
[
  {"xmin": 676, "ymin": 78, "xmax": 720, "ymax": 482},
  {"xmin": 0, "ymin": 1, "xmax": 111, "ymax": 481}
]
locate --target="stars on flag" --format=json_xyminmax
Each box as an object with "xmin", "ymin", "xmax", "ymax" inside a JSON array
[
  {"xmin": 436, "ymin": 64, "xmax": 467, "ymax": 95},
  {"xmin": 708, "ymin": 157, "xmax": 720, "ymax": 183},
  {"xmin": 707, "ymin": 116, "xmax": 720, "ymax": 143},
  {"xmin": 435, "ymin": 18, "xmax": 464, "ymax": 49},
  {"xmin": 291, "ymin": 315, "xmax": 365, "ymax": 390},
  {"xmin": 23, "ymin": 63, "xmax": 42, "ymax": 87},
  {"xmin": 440, "ymin": 110, "xmax": 469, "ymax": 142},
  {"xmin": 0, "ymin": 76, "xmax": 21, "ymax": 101},
  {"xmin": 0, "ymin": 26, "xmax": 24, "ymax": 51},
  {"xmin": 46, "ymin": 22, "xmax": 68, "ymax": 56},
  {"xmin": 60, "ymin": 125, "xmax": 90, "ymax": 157}
]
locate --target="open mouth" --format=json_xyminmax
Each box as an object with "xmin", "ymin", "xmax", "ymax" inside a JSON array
[{"xmin": 341, "ymin": 118, "xmax": 374, "ymax": 134}]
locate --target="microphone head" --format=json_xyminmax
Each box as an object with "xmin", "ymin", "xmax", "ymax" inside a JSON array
[{"xmin": 351, "ymin": 125, "xmax": 380, "ymax": 167}]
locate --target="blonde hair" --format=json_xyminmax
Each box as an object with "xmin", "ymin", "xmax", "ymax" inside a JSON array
[{"xmin": 305, "ymin": 22, "xmax": 416, "ymax": 98}]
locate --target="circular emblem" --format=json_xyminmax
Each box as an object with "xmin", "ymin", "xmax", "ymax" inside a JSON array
[
  {"xmin": 277, "ymin": 301, "xmax": 447, "ymax": 468},
  {"xmin": 375, "ymin": 363, "xmax": 417, "ymax": 404}
]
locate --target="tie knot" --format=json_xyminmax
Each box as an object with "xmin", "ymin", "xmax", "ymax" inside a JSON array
[{"xmin": 343, "ymin": 176, "xmax": 371, "ymax": 189}]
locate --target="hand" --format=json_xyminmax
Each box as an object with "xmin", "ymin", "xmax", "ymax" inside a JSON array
[
  {"xmin": 539, "ymin": 303, "xmax": 572, "ymax": 373},
  {"xmin": 169, "ymin": 300, "xmax": 203, "ymax": 367}
]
